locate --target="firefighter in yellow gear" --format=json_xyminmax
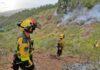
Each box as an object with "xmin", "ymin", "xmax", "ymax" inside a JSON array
[
  {"xmin": 95, "ymin": 40, "xmax": 100, "ymax": 48},
  {"xmin": 57, "ymin": 34, "xmax": 65, "ymax": 57},
  {"xmin": 12, "ymin": 17, "xmax": 41, "ymax": 70}
]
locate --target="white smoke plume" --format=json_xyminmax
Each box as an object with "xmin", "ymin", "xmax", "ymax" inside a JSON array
[{"xmin": 60, "ymin": 4, "xmax": 100, "ymax": 25}]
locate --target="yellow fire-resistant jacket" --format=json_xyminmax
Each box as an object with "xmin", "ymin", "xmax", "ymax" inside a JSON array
[
  {"xmin": 16, "ymin": 33, "xmax": 33, "ymax": 61},
  {"xmin": 58, "ymin": 38, "xmax": 64, "ymax": 47}
]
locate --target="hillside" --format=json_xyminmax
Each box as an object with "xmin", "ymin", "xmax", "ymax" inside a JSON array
[
  {"xmin": 57, "ymin": 0, "xmax": 100, "ymax": 25},
  {"xmin": 0, "ymin": 1, "xmax": 100, "ymax": 70},
  {"xmin": 57, "ymin": 0, "xmax": 100, "ymax": 14},
  {"xmin": 0, "ymin": 9, "xmax": 24, "ymax": 17}
]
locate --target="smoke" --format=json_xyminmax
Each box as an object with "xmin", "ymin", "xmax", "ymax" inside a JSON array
[{"xmin": 60, "ymin": 4, "xmax": 100, "ymax": 25}]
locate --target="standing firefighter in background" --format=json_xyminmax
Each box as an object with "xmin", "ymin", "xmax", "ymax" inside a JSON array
[
  {"xmin": 12, "ymin": 17, "xmax": 41, "ymax": 70},
  {"xmin": 57, "ymin": 34, "xmax": 65, "ymax": 57}
]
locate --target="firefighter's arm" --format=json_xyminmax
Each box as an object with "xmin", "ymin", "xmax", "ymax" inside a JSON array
[
  {"xmin": 28, "ymin": 59, "xmax": 33, "ymax": 67},
  {"xmin": 16, "ymin": 37, "xmax": 23, "ymax": 55}
]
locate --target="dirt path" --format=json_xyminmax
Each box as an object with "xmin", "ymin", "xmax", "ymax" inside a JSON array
[
  {"xmin": 33, "ymin": 50, "xmax": 80, "ymax": 70},
  {"xmin": 0, "ymin": 50, "xmax": 80, "ymax": 70}
]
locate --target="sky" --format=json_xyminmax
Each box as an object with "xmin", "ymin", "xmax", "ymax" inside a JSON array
[{"xmin": 0, "ymin": 0, "xmax": 58, "ymax": 12}]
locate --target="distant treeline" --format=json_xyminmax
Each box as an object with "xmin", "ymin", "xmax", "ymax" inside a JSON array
[
  {"xmin": 0, "ymin": 4, "xmax": 56, "ymax": 32},
  {"xmin": 57, "ymin": 0, "xmax": 100, "ymax": 14}
]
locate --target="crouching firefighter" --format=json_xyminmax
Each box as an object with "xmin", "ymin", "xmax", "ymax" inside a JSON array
[
  {"xmin": 57, "ymin": 34, "xmax": 65, "ymax": 57},
  {"xmin": 94, "ymin": 40, "xmax": 100, "ymax": 48},
  {"xmin": 12, "ymin": 17, "xmax": 41, "ymax": 70}
]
